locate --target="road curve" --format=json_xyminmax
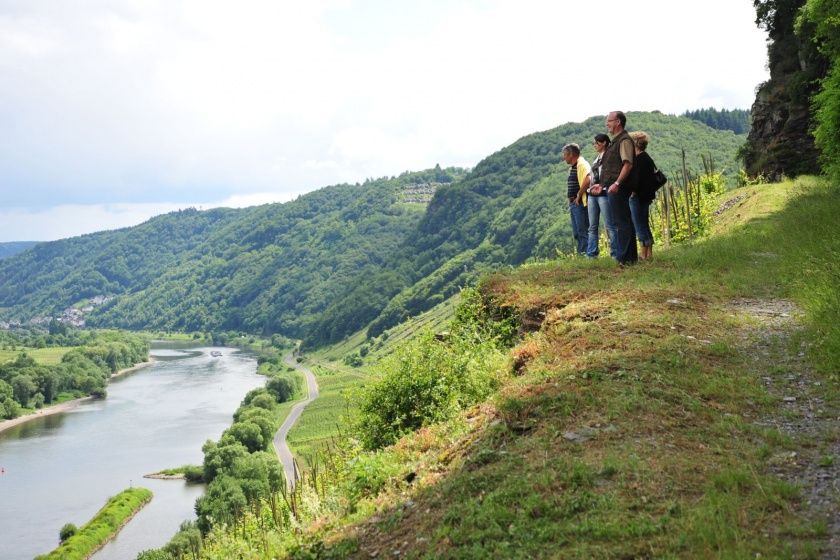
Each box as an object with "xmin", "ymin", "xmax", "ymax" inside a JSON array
[{"xmin": 273, "ymin": 351, "xmax": 319, "ymax": 489}]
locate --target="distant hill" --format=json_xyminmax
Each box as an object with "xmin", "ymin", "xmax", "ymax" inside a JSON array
[
  {"xmin": 682, "ymin": 107, "xmax": 751, "ymax": 134},
  {"xmin": 363, "ymin": 111, "xmax": 747, "ymax": 338},
  {"xmin": 0, "ymin": 241, "xmax": 39, "ymax": 259},
  {"xmin": 0, "ymin": 113, "xmax": 745, "ymax": 345}
]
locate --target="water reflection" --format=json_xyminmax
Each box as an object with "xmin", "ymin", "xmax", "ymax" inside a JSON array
[{"xmin": 0, "ymin": 343, "xmax": 262, "ymax": 560}]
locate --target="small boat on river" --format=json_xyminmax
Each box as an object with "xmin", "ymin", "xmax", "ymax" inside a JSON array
[{"xmin": 210, "ymin": 351, "xmax": 222, "ymax": 357}]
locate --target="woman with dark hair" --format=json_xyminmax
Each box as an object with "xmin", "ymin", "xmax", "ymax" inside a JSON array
[
  {"xmin": 585, "ymin": 134, "xmax": 616, "ymax": 257},
  {"xmin": 628, "ymin": 131, "xmax": 657, "ymax": 260}
]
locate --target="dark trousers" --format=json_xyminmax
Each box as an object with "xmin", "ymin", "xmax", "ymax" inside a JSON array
[{"xmin": 607, "ymin": 188, "xmax": 638, "ymax": 264}]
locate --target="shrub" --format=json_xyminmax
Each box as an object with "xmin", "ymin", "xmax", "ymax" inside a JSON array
[
  {"xmin": 356, "ymin": 289, "xmax": 510, "ymax": 449},
  {"xmin": 59, "ymin": 523, "xmax": 78, "ymax": 542},
  {"xmin": 266, "ymin": 374, "xmax": 300, "ymax": 403}
]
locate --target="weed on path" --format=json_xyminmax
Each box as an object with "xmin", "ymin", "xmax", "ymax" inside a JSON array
[{"xmin": 732, "ymin": 298, "xmax": 840, "ymax": 558}]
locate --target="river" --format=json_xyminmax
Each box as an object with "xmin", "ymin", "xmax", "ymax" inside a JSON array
[{"xmin": 0, "ymin": 342, "xmax": 264, "ymax": 560}]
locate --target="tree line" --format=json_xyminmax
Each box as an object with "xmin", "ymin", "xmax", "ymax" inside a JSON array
[
  {"xmin": 0, "ymin": 329, "xmax": 149, "ymax": 418},
  {"xmin": 682, "ymin": 108, "xmax": 751, "ymax": 134}
]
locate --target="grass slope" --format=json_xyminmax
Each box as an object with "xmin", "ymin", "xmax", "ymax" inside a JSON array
[
  {"xmin": 299, "ymin": 177, "xmax": 839, "ymax": 558},
  {"xmin": 0, "ymin": 346, "xmax": 72, "ymax": 365},
  {"xmin": 287, "ymin": 297, "xmax": 460, "ymax": 466}
]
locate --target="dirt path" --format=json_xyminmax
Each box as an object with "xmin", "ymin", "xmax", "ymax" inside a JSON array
[
  {"xmin": 273, "ymin": 351, "xmax": 319, "ymax": 489},
  {"xmin": 732, "ymin": 298, "xmax": 840, "ymax": 558}
]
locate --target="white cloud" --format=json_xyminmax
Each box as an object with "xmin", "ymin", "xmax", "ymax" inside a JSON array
[
  {"xmin": 0, "ymin": 203, "xmax": 188, "ymax": 242},
  {"xmin": 0, "ymin": 0, "xmax": 769, "ymax": 241}
]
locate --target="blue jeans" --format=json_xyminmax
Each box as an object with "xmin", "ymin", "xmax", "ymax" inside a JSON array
[
  {"xmin": 607, "ymin": 189, "xmax": 638, "ymax": 264},
  {"xmin": 569, "ymin": 200, "xmax": 589, "ymax": 255},
  {"xmin": 629, "ymin": 195, "xmax": 654, "ymax": 247},
  {"xmin": 586, "ymin": 195, "xmax": 617, "ymax": 257}
]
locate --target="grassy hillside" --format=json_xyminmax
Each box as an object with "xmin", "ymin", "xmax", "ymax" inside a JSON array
[
  {"xmin": 318, "ymin": 176, "xmax": 838, "ymax": 558},
  {"xmin": 0, "ymin": 113, "xmax": 744, "ymax": 348},
  {"xmin": 366, "ymin": 111, "xmax": 746, "ymax": 337},
  {"xmin": 172, "ymin": 175, "xmax": 839, "ymax": 559}
]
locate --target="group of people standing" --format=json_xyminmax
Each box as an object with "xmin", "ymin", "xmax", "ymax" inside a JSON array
[{"xmin": 562, "ymin": 111, "xmax": 660, "ymax": 265}]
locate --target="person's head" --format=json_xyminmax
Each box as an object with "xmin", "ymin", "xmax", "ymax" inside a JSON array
[
  {"xmin": 605, "ymin": 111, "xmax": 626, "ymax": 134},
  {"xmin": 593, "ymin": 133, "xmax": 610, "ymax": 153},
  {"xmin": 629, "ymin": 131, "xmax": 649, "ymax": 152},
  {"xmin": 562, "ymin": 143, "xmax": 581, "ymax": 164}
]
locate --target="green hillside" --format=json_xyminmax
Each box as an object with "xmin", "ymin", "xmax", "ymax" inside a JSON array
[
  {"xmin": 0, "ymin": 241, "xmax": 39, "ymax": 259},
  {"xmin": 365, "ymin": 111, "xmax": 746, "ymax": 337},
  {"xmin": 0, "ymin": 113, "xmax": 744, "ymax": 347},
  {"xmin": 147, "ymin": 176, "xmax": 840, "ymax": 559}
]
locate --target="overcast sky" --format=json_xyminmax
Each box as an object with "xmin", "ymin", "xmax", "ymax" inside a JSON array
[{"xmin": 0, "ymin": 0, "xmax": 769, "ymax": 242}]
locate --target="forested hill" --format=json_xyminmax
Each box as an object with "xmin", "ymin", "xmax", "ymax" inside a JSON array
[
  {"xmin": 362, "ymin": 111, "xmax": 747, "ymax": 339},
  {"xmin": 0, "ymin": 112, "xmax": 744, "ymax": 346},
  {"xmin": 0, "ymin": 241, "xmax": 39, "ymax": 259}
]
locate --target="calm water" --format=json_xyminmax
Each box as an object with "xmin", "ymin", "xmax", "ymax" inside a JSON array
[{"xmin": 0, "ymin": 343, "xmax": 263, "ymax": 560}]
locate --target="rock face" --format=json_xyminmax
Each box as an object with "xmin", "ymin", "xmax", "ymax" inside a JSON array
[{"xmin": 744, "ymin": 0, "xmax": 829, "ymax": 179}]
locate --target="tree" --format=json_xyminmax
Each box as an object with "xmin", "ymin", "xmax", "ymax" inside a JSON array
[
  {"xmin": 266, "ymin": 375, "xmax": 297, "ymax": 403},
  {"xmin": 202, "ymin": 439, "xmax": 249, "ymax": 482},
  {"xmin": 224, "ymin": 421, "xmax": 265, "ymax": 453},
  {"xmin": 59, "ymin": 522, "xmax": 78, "ymax": 542},
  {"xmin": 11, "ymin": 375, "xmax": 37, "ymax": 406},
  {"xmin": 195, "ymin": 475, "xmax": 247, "ymax": 533},
  {"xmin": 798, "ymin": 0, "xmax": 840, "ymax": 177},
  {"xmin": 0, "ymin": 380, "xmax": 21, "ymax": 419}
]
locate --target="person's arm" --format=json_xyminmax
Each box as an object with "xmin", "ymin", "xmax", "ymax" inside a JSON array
[
  {"xmin": 576, "ymin": 169, "xmax": 591, "ymax": 204},
  {"xmin": 607, "ymin": 161, "xmax": 632, "ymax": 194}
]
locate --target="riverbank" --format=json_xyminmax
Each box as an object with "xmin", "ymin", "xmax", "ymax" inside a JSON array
[
  {"xmin": 34, "ymin": 487, "xmax": 153, "ymax": 560},
  {"xmin": 0, "ymin": 359, "xmax": 154, "ymax": 435}
]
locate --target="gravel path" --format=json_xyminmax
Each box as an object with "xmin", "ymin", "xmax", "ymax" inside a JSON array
[
  {"xmin": 273, "ymin": 351, "xmax": 319, "ymax": 489},
  {"xmin": 732, "ymin": 298, "xmax": 840, "ymax": 558}
]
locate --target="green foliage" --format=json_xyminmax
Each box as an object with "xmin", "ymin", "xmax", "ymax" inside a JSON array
[
  {"xmin": 344, "ymin": 451, "xmax": 402, "ymax": 503},
  {"xmin": 0, "ymin": 114, "xmax": 745, "ymax": 349},
  {"xmin": 368, "ymin": 112, "xmax": 747, "ymax": 337},
  {"xmin": 266, "ymin": 373, "xmax": 302, "ymax": 403},
  {"xmin": 798, "ymin": 0, "xmax": 840, "ymax": 178},
  {"xmin": 682, "ymin": 107, "xmax": 751, "ymax": 133},
  {"xmin": 744, "ymin": 0, "xmax": 829, "ymax": 178},
  {"xmin": 0, "ymin": 241, "xmax": 38, "ymax": 259},
  {"xmin": 34, "ymin": 488, "xmax": 152, "ymax": 560},
  {"xmin": 59, "ymin": 523, "xmax": 78, "ymax": 542},
  {"xmin": 0, "ymin": 329, "xmax": 148, "ymax": 413},
  {"xmin": 357, "ymin": 289, "xmax": 511, "ymax": 449},
  {"xmin": 651, "ymin": 171, "xmax": 727, "ymax": 244}
]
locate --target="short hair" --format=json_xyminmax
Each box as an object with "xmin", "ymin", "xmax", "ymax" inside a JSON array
[
  {"xmin": 612, "ymin": 111, "xmax": 627, "ymax": 127},
  {"xmin": 562, "ymin": 143, "xmax": 581, "ymax": 156},
  {"xmin": 629, "ymin": 130, "xmax": 649, "ymax": 151},
  {"xmin": 594, "ymin": 133, "xmax": 611, "ymax": 146}
]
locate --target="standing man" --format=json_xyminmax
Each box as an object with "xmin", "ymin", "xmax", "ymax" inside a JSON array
[
  {"xmin": 600, "ymin": 111, "xmax": 637, "ymax": 265},
  {"xmin": 562, "ymin": 143, "xmax": 591, "ymax": 256}
]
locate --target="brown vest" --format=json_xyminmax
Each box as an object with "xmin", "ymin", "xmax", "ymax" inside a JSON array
[{"xmin": 601, "ymin": 129, "xmax": 635, "ymax": 187}]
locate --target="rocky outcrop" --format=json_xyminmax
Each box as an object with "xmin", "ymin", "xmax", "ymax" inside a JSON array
[{"xmin": 744, "ymin": 0, "xmax": 829, "ymax": 179}]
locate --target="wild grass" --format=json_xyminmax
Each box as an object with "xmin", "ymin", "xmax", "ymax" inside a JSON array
[
  {"xmin": 311, "ymin": 295, "xmax": 458, "ymax": 364},
  {"xmin": 286, "ymin": 177, "xmax": 838, "ymax": 558},
  {"xmin": 0, "ymin": 346, "xmax": 72, "ymax": 365},
  {"xmin": 164, "ymin": 177, "xmax": 838, "ymax": 559},
  {"xmin": 34, "ymin": 487, "xmax": 152, "ymax": 560}
]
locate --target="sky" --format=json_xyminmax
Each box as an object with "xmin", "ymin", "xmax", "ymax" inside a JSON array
[{"xmin": 0, "ymin": 0, "xmax": 769, "ymax": 242}]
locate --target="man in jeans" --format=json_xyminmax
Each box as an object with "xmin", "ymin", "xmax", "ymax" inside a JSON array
[
  {"xmin": 600, "ymin": 111, "xmax": 637, "ymax": 265},
  {"xmin": 562, "ymin": 143, "xmax": 591, "ymax": 256}
]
